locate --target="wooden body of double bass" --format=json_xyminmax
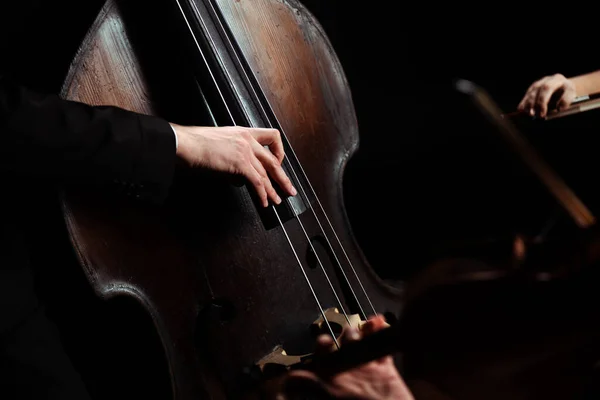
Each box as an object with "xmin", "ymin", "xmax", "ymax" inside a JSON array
[{"xmin": 60, "ymin": 0, "xmax": 403, "ymax": 397}]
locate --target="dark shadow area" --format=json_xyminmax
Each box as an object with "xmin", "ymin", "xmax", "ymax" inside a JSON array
[
  {"xmin": 299, "ymin": 2, "xmax": 600, "ymax": 398},
  {"xmin": 27, "ymin": 190, "xmax": 173, "ymax": 400},
  {"xmin": 5, "ymin": 0, "xmax": 203, "ymax": 398},
  {"xmin": 299, "ymin": 2, "xmax": 600, "ymax": 281},
  {"xmin": 5, "ymin": 1, "xmax": 600, "ymax": 399}
]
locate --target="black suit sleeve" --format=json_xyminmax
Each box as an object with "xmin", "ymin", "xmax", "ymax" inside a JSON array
[{"xmin": 0, "ymin": 73, "xmax": 177, "ymax": 204}]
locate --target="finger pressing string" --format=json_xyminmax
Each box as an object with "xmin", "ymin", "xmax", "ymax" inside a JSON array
[
  {"xmin": 250, "ymin": 140, "xmax": 296, "ymax": 197},
  {"xmin": 243, "ymin": 164, "xmax": 269, "ymax": 207},
  {"xmin": 251, "ymin": 127, "xmax": 286, "ymax": 163},
  {"xmin": 250, "ymin": 155, "xmax": 281, "ymax": 205}
]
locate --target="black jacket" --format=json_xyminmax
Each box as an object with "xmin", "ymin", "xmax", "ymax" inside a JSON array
[
  {"xmin": 0, "ymin": 3, "xmax": 179, "ymax": 397},
  {"xmin": 0, "ymin": 73, "xmax": 177, "ymax": 333}
]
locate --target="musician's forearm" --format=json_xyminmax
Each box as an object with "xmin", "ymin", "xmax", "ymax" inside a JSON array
[
  {"xmin": 570, "ymin": 70, "xmax": 600, "ymax": 96},
  {"xmin": 0, "ymin": 72, "xmax": 177, "ymax": 203}
]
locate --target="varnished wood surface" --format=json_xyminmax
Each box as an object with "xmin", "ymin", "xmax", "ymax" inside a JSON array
[
  {"xmin": 63, "ymin": 4, "xmax": 153, "ymax": 113},
  {"xmin": 60, "ymin": 0, "xmax": 403, "ymax": 398}
]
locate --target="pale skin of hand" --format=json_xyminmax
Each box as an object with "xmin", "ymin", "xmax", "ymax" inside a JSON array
[
  {"xmin": 171, "ymin": 125, "xmax": 411, "ymax": 399},
  {"xmin": 271, "ymin": 315, "xmax": 414, "ymax": 400},
  {"xmin": 170, "ymin": 124, "xmax": 297, "ymax": 207},
  {"xmin": 517, "ymin": 70, "xmax": 600, "ymax": 118}
]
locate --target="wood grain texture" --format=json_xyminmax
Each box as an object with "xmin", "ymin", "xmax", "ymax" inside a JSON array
[{"xmin": 60, "ymin": 1, "xmax": 404, "ymax": 398}]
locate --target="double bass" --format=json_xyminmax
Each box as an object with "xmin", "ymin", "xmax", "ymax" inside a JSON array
[{"xmin": 59, "ymin": 0, "xmax": 404, "ymax": 398}]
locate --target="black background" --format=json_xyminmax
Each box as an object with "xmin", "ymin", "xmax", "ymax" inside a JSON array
[
  {"xmin": 6, "ymin": 1, "xmax": 600, "ymax": 278},
  {"xmin": 4, "ymin": 1, "xmax": 600, "ymax": 399}
]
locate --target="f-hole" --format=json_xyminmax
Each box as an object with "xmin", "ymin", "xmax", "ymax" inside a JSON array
[{"xmin": 307, "ymin": 235, "xmax": 361, "ymax": 315}]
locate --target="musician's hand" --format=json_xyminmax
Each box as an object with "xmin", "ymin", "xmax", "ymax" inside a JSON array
[
  {"xmin": 171, "ymin": 124, "xmax": 296, "ymax": 207},
  {"xmin": 517, "ymin": 73, "xmax": 576, "ymax": 118},
  {"xmin": 273, "ymin": 315, "xmax": 414, "ymax": 400}
]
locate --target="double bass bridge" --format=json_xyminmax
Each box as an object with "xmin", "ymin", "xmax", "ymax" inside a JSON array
[{"xmin": 253, "ymin": 307, "xmax": 363, "ymax": 377}]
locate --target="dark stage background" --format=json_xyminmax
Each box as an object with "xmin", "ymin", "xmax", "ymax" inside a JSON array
[
  {"xmin": 9, "ymin": 1, "xmax": 600, "ymax": 279},
  {"xmin": 5, "ymin": 1, "xmax": 600, "ymax": 399}
]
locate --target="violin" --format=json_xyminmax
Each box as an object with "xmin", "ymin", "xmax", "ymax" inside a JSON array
[
  {"xmin": 59, "ymin": 0, "xmax": 404, "ymax": 397},
  {"xmin": 502, "ymin": 93, "xmax": 600, "ymax": 121},
  {"xmin": 431, "ymin": 80, "xmax": 600, "ymax": 282}
]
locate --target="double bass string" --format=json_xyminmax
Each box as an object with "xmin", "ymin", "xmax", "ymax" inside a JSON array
[
  {"xmin": 279, "ymin": 148, "xmax": 378, "ymax": 318},
  {"xmin": 203, "ymin": 0, "xmax": 376, "ymax": 318},
  {"xmin": 204, "ymin": 1, "xmax": 377, "ymax": 320},
  {"xmin": 285, "ymin": 198, "xmax": 352, "ymax": 326},
  {"xmin": 174, "ymin": 0, "xmax": 342, "ymax": 347},
  {"xmin": 198, "ymin": 0, "xmax": 362, "ymax": 325},
  {"xmin": 202, "ymin": 0, "xmax": 377, "ymax": 321}
]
